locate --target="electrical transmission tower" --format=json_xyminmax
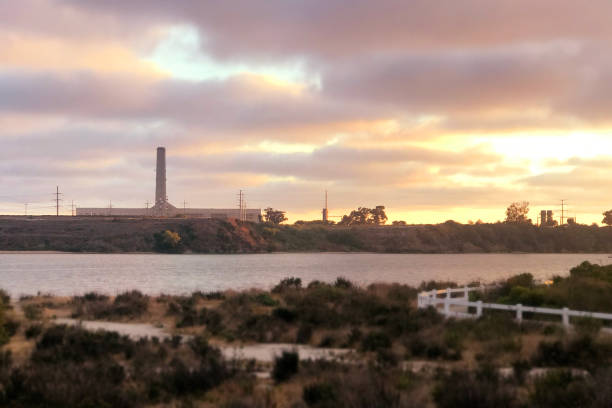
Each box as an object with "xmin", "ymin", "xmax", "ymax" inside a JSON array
[
  {"xmin": 54, "ymin": 186, "xmax": 63, "ymax": 216},
  {"xmin": 560, "ymin": 199, "xmax": 567, "ymax": 225},
  {"xmin": 237, "ymin": 190, "xmax": 246, "ymax": 222}
]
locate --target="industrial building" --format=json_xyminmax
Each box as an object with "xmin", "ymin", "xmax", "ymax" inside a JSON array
[
  {"xmin": 540, "ymin": 210, "xmax": 556, "ymax": 227},
  {"xmin": 76, "ymin": 147, "xmax": 262, "ymax": 222}
]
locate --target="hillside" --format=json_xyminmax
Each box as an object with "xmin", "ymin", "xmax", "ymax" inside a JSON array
[{"xmin": 1, "ymin": 217, "xmax": 612, "ymax": 254}]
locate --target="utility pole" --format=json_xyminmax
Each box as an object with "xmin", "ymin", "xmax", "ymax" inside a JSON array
[
  {"xmin": 560, "ymin": 199, "xmax": 566, "ymax": 225},
  {"xmin": 71, "ymin": 200, "xmax": 75, "ymax": 217},
  {"xmin": 109, "ymin": 200, "xmax": 112, "ymax": 216},
  {"xmin": 24, "ymin": 203, "xmax": 28, "ymax": 216},
  {"xmin": 54, "ymin": 186, "xmax": 63, "ymax": 216},
  {"xmin": 183, "ymin": 200, "xmax": 187, "ymax": 213},
  {"xmin": 237, "ymin": 190, "xmax": 245, "ymax": 222}
]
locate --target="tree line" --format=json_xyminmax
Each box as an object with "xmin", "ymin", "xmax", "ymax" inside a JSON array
[{"xmin": 505, "ymin": 201, "xmax": 612, "ymax": 226}]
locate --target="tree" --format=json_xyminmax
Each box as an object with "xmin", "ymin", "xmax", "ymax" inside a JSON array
[
  {"xmin": 370, "ymin": 206, "xmax": 388, "ymax": 225},
  {"xmin": 338, "ymin": 206, "xmax": 388, "ymax": 226},
  {"xmin": 505, "ymin": 201, "xmax": 531, "ymax": 224},
  {"xmin": 264, "ymin": 207, "xmax": 287, "ymax": 225},
  {"xmin": 602, "ymin": 210, "xmax": 612, "ymax": 226},
  {"xmin": 392, "ymin": 220, "xmax": 407, "ymax": 226},
  {"xmin": 153, "ymin": 230, "xmax": 182, "ymax": 253}
]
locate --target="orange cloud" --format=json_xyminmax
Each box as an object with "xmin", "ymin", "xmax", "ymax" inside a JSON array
[{"xmin": 0, "ymin": 31, "xmax": 166, "ymax": 77}]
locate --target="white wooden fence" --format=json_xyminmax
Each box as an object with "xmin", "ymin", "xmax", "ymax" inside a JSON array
[{"xmin": 417, "ymin": 286, "xmax": 612, "ymax": 327}]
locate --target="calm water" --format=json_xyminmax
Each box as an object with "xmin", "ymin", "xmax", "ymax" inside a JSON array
[{"xmin": 0, "ymin": 253, "xmax": 609, "ymax": 296}]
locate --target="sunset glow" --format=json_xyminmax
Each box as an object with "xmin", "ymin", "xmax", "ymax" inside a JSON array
[{"xmin": 2, "ymin": 0, "xmax": 612, "ymax": 225}]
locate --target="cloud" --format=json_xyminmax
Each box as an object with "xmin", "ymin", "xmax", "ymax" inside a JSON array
[
  {"xmin": 63, "ymin": 0, "xmax": 612, "ymax": 59},
  {"xmin": 0, "ymin": 31, "xmax": 165, "ymax": 76},
  {"xmin": 321, "ymin": 46, "xmax": 576, "ymax": 115},
  {"xmin": 0, "ymin": 70, "xmax": 385, "ymax": 136},
  {"xmin": 3, "ymin": 0, "xmax": 612, "ymax": 223}
]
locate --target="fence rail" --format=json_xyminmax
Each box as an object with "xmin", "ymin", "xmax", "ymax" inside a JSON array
[{"xmin": 417, "ymin": 286, "xmax": 612, "ymax": 327}]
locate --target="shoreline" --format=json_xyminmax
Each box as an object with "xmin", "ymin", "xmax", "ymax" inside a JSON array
[{"xmin": 1, "ymin": 249, "xmax": 611, "ymax": 255}]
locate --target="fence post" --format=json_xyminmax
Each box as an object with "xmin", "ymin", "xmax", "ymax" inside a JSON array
[
  {"xmin": 476, "ymin": 300, "xmax": 483, "ymax": 317},
  {"xmin": 446, "ymin": 288, "xmax": 451, "ymax": 299},
  {"xmin": 463, "ymin": 286, "xmax": 469, "ymax": 299},
  {"xmin": 562, "ymin": 307, "xmax": 570, "ymax": 327},
  {"xmin": 430, "ymin": 290, "xmax": 437, "ymax": 304},
  {"xmin": 444, "ymin": 297, "xmax": 450, "ymax": 317},
  {"xmin": 516, "ymin": 304, "xmax": 523, "ymax": 322}
]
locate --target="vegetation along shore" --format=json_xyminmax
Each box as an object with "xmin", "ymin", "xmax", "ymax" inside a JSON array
[
  {"xmin": 3, "ymin": 216, "xmax": 612, "ymax": 254},
  {"xmin": 1, "ymin": 261, "xmax": 612, "ymax": 407}
]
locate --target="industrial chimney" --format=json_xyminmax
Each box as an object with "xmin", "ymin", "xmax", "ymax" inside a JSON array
[
  {"xmin": 155, "ymin": 147, "xmax": 167, "ymax": 206},
  {"xmin": 153, "ymin": 147, "xmax": 175, "ymax": 215}
]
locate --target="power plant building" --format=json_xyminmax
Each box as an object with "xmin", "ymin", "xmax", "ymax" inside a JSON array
[
  {"xmin": 540, "ymin": 210, "xmax": 555, "ymax": 227},
  {"xmin": 76, "ymin": 147, "xmax": 261, "ymax": 222}
]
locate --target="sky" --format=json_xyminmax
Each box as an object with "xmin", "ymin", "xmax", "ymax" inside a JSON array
[{"xmin": 1, "ymin": 0, "xmax": 612, "ymax": 224}]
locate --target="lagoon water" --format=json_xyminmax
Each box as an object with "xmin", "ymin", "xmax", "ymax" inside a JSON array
[{"xmin": 0, "ymin": 252, "xmax": 610, "ymax": 296}]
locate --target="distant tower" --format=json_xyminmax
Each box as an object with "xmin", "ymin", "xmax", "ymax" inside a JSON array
[
  {"xmin": 152, "ymin": 147, "xmax": 175, "ymax": 216},
  {"xmin": 322, "ymin": 190, "xmax": 329, "ymax": 222},
  {"xmin": 155, "ymin": 147, "xmax": 167, "ymax": 207}
]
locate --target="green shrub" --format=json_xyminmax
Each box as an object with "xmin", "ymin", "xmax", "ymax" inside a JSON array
[
  {"xmin": 433, "ymin": 366, "xmax": 519, "ymax": 408},
  {"xmin": 1, "ymin": 326, "xmax": 230, "ymax": 407},
  {"xmin": 272, "ymin": 351, "xmax": 299, "ymax": 383},
  {"xmin": 0, "ymin": 326, "xmax": 8, "ymax": 347},
  {"xmin": 3, "ymin": 318, "xmax": 19, "ymax": 338},
  {"xmin": 334, "ymin": 277, "xmax": 353, "ymax": 289},
  {"xmin": 25, "ymin": 324, "xmax": 43, "ymax": 339},
  {"xmin": 153, "ymin": 230, "xmax": 183, "ymax": 253},
  {"xmin": 111, "ymin": 291, "xmax": 149, "ymax": 318},
  {"xmin": 574, "ymin": 317, "xmax": 603, "ymax": 337},
  {"xmin": 346, "ymin": 327, "xmax": 362, "ymax": 346},
  {"xmin": 532, "ymin": 336, "xmax": 610, "ymax": 370},
  {"xmin": 23, "ymin": 303, "xmax": 43, "ymax": 320},
  {"xmin": 530, "ymin": 370, "xmax": 593, "ymax": 408},
  {"xmin": 361, "ymin": 331, "xmax": 391, "ymax": 351},
  {"xmin": 318, "ymin": 335, "xmax": 336, "ymax": 347},
  {"xmin": 82, "ymin": 292, "xmax": 109, "ymax": 302},
  {"xmin": 272, "ymin": 277, "xmax": 302, "ymax": 293},
  {"xmin": 303, "ymin": 381, "xmax": 337, "ymax": 407},
  {"xmin": 74, "ymin": 290, "xmax": 149, "ymax": 319},
  {"xmin": 254, "ymin": 293, "xmax": 279, "ymax": 307},
  {"xmin": 296, "ymin": 324, "xmax": 313, "ymax": 344},
  {"xmin": 272, "ymin": 307, "xmax": 297, "ymax": 322},
  {"xmin": 0, "ymin": 289, "xmax": 10, "ymax": 307}
]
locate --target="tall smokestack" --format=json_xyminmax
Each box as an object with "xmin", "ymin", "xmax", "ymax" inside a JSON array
[{"xmin": 155, "ymin": 147, "xmax": 166, "ymax": 206}]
